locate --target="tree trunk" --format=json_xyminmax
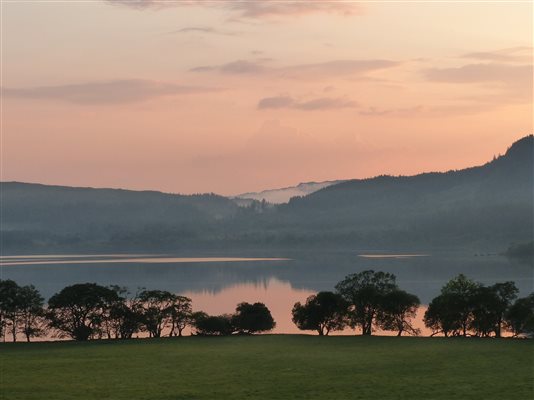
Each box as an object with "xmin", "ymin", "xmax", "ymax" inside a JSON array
[
  {"xmin": 12, "ymin": 322, "xmax": 17, "ymax": 343},
  {"xmin": 495, "ymin": 319, "xmax": 502, "ymax": 338}
]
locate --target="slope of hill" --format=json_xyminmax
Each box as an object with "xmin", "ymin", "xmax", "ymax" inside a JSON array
[
  {"xmin": 262, "ymin": 135, "xmax": 533, "ymax": 248},
  {"xmin": 1, "ymin": 135, "xmax": 532, "ymax": 252}
]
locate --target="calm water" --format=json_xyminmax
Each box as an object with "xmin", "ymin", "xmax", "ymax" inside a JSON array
[{"xmin": 1, "ymin": 250, "xmax": 532, "ymax": 335}]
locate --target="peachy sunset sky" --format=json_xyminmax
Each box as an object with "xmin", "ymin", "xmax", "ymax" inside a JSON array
[{"xmin": 1, "ymin": 1, "xmax": 532, "ymax": 195}]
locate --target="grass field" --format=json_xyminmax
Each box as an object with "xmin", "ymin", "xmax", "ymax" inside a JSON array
[{"xmin": 1, "ymin": 335, "xmax": 532, "ymax": 400}]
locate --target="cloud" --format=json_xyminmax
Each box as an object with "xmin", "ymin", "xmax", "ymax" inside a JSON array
[
  {"xmin": 3, "ymin": 79, "xmax": 220, "ymax": 105},
  {"xmin": 191, "ymin": 59, "xmax": 399, "ymax": 79},
  {"xmin": 258, "ymin": 95, "xmax": 357, "ymax": 111},
  {"xmin": 190, "ymin": 59, "xmax": 267, "ymax": 74},
  {"xmin": 424, "ymin": 63, "xmax": 532, "ymax": 85},
  {"xmin": 106, "ymin": 0, "xmax": 363, "ymax": 19},
  {"xmin": 226, "ymin": 1, "xmax": 363, "ymax": 19},
  {"xmin": 219, "ymin": 60, "xmax": 266, "ymax": 74},
  {"xmin": 106, "ymin": 0, "xmax": 177, "ymax": 10},
  {"xmin": 461, "ymin": 47, "xmax": 533, "ymax": 63},
  {"xmin": 358, "ymin": 105, "xmax": 423, "ymax": 117},
  {"xmin": 258, "ymin": 96, "xmax": 295, "ymax": 109},
  {"xmin": 170, "ymin": 26, "xmax": 241, "ymax": 36},
  {"xmin": 423, "ymin": 63, "xmax": 533, "ymax": 104}
]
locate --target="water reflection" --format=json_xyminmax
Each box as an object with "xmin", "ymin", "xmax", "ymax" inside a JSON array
[
  {"xmin": 1, "ymin": 251, "xmax": 531, "ymax": 336},
  {"xmin": 184, "ymin": 278, "xmax": 432, "ymax": 336},
  {"xmin": 358, "ymin": 254, "xmax": 429, "ymax": 259},
  {"xmin": 185, "ymin": 278, "xmax": 314, "ymax": 334},
  {"xmin": 0, "ymin": 256, "xmax": 289, "ymax": 267}
]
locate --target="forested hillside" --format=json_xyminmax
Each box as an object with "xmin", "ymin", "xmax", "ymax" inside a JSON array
[{"xmin": 1, "ymin": 135, "xmax": 532, "ymax": 252}]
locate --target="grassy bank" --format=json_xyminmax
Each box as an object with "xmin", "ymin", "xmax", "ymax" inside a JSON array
[{"xmin": 1, "ymin": 335, "xmax": 532, "ymax": 400}]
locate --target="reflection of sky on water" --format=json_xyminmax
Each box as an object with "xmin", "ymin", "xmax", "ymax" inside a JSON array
[
  {"xmin": 1, "ymin": 251, "xmax": 531, "ymax": 335},
  {"xmin": 0, "ymin": 256, "xmax": 289, "ymax": 267},
  {"xmin": 184, "ymin": 279, "xmax": 433, "ymax": 336}
]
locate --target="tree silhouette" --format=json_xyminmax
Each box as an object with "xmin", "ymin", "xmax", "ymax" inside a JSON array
[
  {"xmin": 506, "ymin": 294, "xmax": 534, "ymax": 337},
  {"xmin": 0, "ymin": 280, "xmax": 21, "ymax": 342},
  {"xmin": 169, "ymin": 296, "xmax": 193, "ymax": 337},
  {"xmin": 47, "ymin": 283, "xmax": 119, "ymax": 341},
  {"xmin": 378, "ymin": 289, "xmax": 420, "ymax": 336},
  {"xmin": 292, "ymin": 291, "xmax": 349, "ymax": 335},
  {"xmin": 232, "ymin": 302, "xmax": 275, "ymax": 334},
  {"xmin": 193, "ymin": 314, "xmax": 234, "ymax": 336},
  {"xmin": 17, "ymin": 285, "xmax": 45, "ymax": 342},
  {"xmin": 137, "ymin": 290, "xmax": 176, "ymax": 338},
  {"xmin": 335, "ymin": 270, "xmax": 397, "ymax": 335}
]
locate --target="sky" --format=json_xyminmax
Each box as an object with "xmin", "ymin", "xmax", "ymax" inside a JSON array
[{"xmin": 1, "ymin": 0, "xmax": 532, "ymax": 195}]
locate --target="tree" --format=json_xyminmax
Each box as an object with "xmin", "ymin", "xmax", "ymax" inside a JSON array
[
  {"xmin": 108, "ymin": 301, "xmax": 143, "ymax": 339},
  {"xmin": 505, "ymin": 294, "xmax": 534, "ymax": 337},
  {"xmin": 425, "ymin": 277, "xmax": 518, "ymax": 338},
  {"xmin": 17, "ymin": 285, "xmax": 45, "ymax": 342},
  {"xmin": 232, "ymin": 302, "xmax": 275, "ymax": 334},
  {"xmin": 0, "ymin": 280, "xmax": 21, "ymax": 342},
  {"xmin": 469, "ymin": 283, "xmax": 517, "ymax": 338},
  {"xmin": 193, "ymin": 313, "xmax": 234, "ymax": 336},
  {"xmin": 137, "ymin": 290, "xmax": 176, "ymax": 338},
  {"xmin": 169, "ymin": 296, "xmax": 193, "ymax": 337},
  {"xmin": 439, "ymin": 274, "xmax": 480, "ymax": 337},
  {"xmin": 489, "ymin": 282, "xmax": 518, "ymax": 337},
  {"xmin": 190, "ymin": 311, "xmax": 209, "ymax": 335},
  {"xmin": 102, "ymin": 286, "xmax": 143, "ymax": 340},
  {"xmin": 292, "ymin": 291, "xmax": 349, "ymax": 335},
  {"xmin": 47, "ymin": 283, "xmax": 119, "ymax": 341},
  {"xmin": 469, "ymin": 286, "xmax": 502, "ymax": 337},
  {"xmin": 377, "ymin": 289, "xmax": 420, "ymax": 336},
  {"xmin": 335, "ymin": 270, "xmax": 397, "ymax": 335},
  {"xmin": 424, "ymin": 293, "xmax": 462, "ymax": 337}
]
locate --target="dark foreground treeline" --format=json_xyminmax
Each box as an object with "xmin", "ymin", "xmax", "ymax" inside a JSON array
[{"xmin": 1, "ymin": 271, "xmax": 533, "ymax": 342}]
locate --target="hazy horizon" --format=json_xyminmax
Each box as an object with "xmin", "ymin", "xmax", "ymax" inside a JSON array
[{"xmin": 1, "ymin": 133, "xmax": 530, "ymax": 197}]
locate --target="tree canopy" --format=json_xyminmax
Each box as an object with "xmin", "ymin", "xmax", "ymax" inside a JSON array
[
  {"xmin": 335, "ymin": 270, "xmax": 398, "ymax": 335},
  {"xmin": 292, "ymin": 291, "xmax": 349, "ymax": 335},
  {"xmin": 232, "ymin": 302, "xmax": 276, "ymax": 334},
  {"xmin": 47, "ymin": 283, "xmax": 119, "ymax": 341}
]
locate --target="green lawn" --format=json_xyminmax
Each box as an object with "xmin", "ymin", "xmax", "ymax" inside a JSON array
[{"xmin": 1, "ymin": 335, "xmax": 532, "ymax": 400}]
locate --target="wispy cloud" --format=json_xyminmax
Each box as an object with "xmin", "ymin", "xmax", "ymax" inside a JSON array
[
  {"xmin": 3, "ymin": 79, "xmax": 220, "ymax": 105},
  {"xmin": 461, "ymin": 47, "xmax": 533, "ymax": 63},
  {"xmin": 358, "ymin": 105, "xmax": 423, "ymax": 117},
  {"xmin": 170, "ymin": 26, "xmax": 241, "ymax": 36},
  {"xmin": 425, "ymin": 63, "xmax": 532, "ymax": 85},
  {"xmin": 226, "ymin": 1, "xmax": 363, "ymax": 19},
  {"xmin": 106, "ymin": 0, "xmax": 177, "ymax": 10},
  {"xmin": 258, "ymin": 95, "xmax": 357, "ymax": 111},
  {"xmin": 191, "ymin": 59, "xmax": 399, "ymax": 79},
  {"xmin": 106, "ymin": 0, "xmax": 363, "ymax": 19},
  {"xmin": 191, "ymin": 60, "xmax": 266, "ymax": 74}
]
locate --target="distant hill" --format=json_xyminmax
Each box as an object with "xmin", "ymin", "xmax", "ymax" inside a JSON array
[
  {"xmin": 264, "ymin": 135, "xmax": 533, "ymax": 248},
  {"xmin": 1, "ymin": 135, "xmax": 532, "ymax": 252},
  {"xmin": 0, "ymin": 183, "xmax": 238, "ymax": 251},
  {"xmin": 235, "ymin": 180, "xmax": 344, "ymax": 204}
]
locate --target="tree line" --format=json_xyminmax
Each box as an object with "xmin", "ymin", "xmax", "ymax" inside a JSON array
[
  {"xmin": 1, "ymin": 271, "xmax": 533, "ymax": 342},
  {"xmin": 292, "ymin": 271, "xmax": 534, "ymax": 338},
  {"xmin": 0, "ymin": 281, "xmax": 276, "ymax": 342}
]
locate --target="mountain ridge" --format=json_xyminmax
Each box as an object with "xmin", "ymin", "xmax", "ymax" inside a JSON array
[{"xmin": 1, "ymin": 134, "xmax": 532, "ymax": 252}]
